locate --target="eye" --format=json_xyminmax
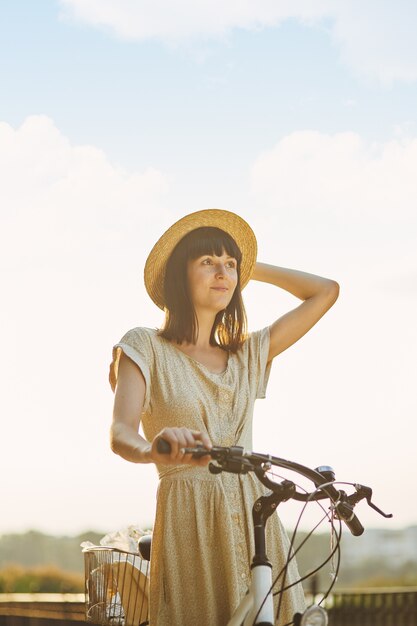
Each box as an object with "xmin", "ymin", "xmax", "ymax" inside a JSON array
[
  {"xmin": 202, "ymin": 257, "xmax": 213, "ymax": 265},
  {"xmin": 226, "ymin": 260, "xmax": 237, "ymax": 269}
]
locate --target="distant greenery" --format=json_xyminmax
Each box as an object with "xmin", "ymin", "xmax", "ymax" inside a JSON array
[
  {"xmin": 0, "ymin": 564, "xmax": 83, "ymax": 593},
  {"xmin": 0, "ymin": 528, "xmax": 416, "ymax": 593},
  {"xmin": 0, "ymin": 530, "xmax": 102, "ymax": 574},
  {"xmin": 0, "ymin": 529, "xmax": 101, "ymax": 593},
  {"xmin": 293, "ymin": 531, "xmax": 417, "ymax": 592},
  {"xmin": 350, "ymin": 562, "xmax": 417, "ymax": 589}
]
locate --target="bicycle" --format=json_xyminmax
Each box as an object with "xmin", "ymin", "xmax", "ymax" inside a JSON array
[{"xmin": 153, "ymin": 438, "xmax": 392, "ymax": 626}]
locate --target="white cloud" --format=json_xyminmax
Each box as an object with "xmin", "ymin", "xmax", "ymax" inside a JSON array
[
  {"xmin": 59, "ymin": 0, "xmax": 417, "ymax": 83},
  {"xmin": 0, "ymin": 115, "xmax": 169, "ymax": 270},
  {"xmin": 59, "ymin": 0, "xmax": 332, "ymax": 41},
  {"xmin": 250, "ymin": 130, "xmax": 417, "ymax": 228},
  {"xmin": 0, "ymin": 116, "xmax": 170, "ymax": 534}
]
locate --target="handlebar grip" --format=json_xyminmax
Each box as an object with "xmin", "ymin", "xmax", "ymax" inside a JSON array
[
  {"xmin": 156, "ymin": 438, "xmax": 172, "ymax": 454},
  {"xmin": 336, "ymin": 502, "xmax": 364, "ymax": 536}
]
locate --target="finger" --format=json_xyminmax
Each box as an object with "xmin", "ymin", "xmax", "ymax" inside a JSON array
[
  {"xmin": 158, "ymin": 429, "xmax": 180, "ymax": 459},
  {"xmin": 175, "ymin": 428, "xmax": 190, "ymax": 449},
  {"xmin": 177, "ymin": 429, "xmax": 200, "ymax": 456},
  {"xmin": 178, "ymin": 427, "xmax": 195, "ymax": 447},
  {"xmin": 191, "ymin": 430, "xmax": 212, "ymax": 450},
  {"xmin": 200, "ymin": 433, "xmax": 212, "ymax": 450},
  {"xmin": 169, "ymin": 430, "xmax": 194, "ymax": 462},
  {"xmin": 180, "ymin": 433, "xmax": 199, "ymax": 462},
  {"xmin": 176, "ymin": 447, "xmax": 187, "ymax": 463}
]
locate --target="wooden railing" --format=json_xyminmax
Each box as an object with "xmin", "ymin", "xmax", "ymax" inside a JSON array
[
  {"xmin": 0, "ymin": 594, "xmax": 85, "ymax": 625},
  {"xmin": 324, "ymin": 587, "xmax": 417, "ymax": 626},
  {"xmin": 1, "ymin": 588, "xmax": 417, "ymax": 625}
]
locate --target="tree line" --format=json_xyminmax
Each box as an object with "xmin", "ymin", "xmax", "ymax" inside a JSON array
[{"xmin": 0, "ymin": 528, "xmax": 416, "ymax": 593}]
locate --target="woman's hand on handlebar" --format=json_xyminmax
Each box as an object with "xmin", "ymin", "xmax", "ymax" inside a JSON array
[{"xmin": 150, "ymin": 427, "xmax": 212, "ymax": 466}]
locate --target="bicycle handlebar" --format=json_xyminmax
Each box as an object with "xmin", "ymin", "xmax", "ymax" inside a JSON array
[{"xmin": 156, "ymin": 438, "xmax": 392, "ymax": 536}]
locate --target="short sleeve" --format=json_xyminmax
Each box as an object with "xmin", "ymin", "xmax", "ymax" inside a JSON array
[
  {"xmin": 109, "ymin": 327, "xmax": 154, "ymax": 412},
  {"xmin": 246, "ymin": 326, "xmax": 272, "ymax": 399}
]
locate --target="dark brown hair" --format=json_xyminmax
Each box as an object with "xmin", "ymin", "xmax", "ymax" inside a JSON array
[{"xmin": 159, "ymin": 227, "xmax": 247, "ymax": 351}]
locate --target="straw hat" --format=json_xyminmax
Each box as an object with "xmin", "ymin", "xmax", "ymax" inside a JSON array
[{"xmin": 144, "ymin": 208, "xmax": 257, "ymax": 309}]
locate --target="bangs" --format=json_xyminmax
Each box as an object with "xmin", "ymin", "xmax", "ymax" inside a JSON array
[{"xmin": 181, "ymin": 227, "xmax": 242, "ymax": 263}]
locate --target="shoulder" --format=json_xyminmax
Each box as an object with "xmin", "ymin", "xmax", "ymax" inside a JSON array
[
  {"xmin": 239, "ymin": 327, "xmax": 272, "ymax": 398},
  {"xmin": 120, "ymin": 326, "xmax": 157, "ymax": 340},
  {"xmin": 110, "ymin": 327, "xmax": 158, "ymax": 393},
  {"xmin": 240, "ymin": 327, "xmax": 271, "ymax": 355},
  {"xmin": 235, "ymin": 327, "xmax": 271, "ymax": 372},
  {"xmin": 118, "ymin": 326, "xmax": 158, "ymax": 349},
  {"xmin": 114, "ymin": 326, "xmax": 161, "ymax": 370}
]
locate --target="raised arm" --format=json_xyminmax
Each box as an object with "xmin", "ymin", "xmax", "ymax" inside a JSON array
[
  {"xmin": 251, "ymin": 262, "xmax": 339, "ymax": 361},
  {"xmin": 111, "ymin": 352, "xmax": 212, "ymax": 466}
]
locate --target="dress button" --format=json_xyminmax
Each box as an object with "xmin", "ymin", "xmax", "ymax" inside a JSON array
[{"xmin": 241, "ymin": 573, "xmax": 246, "ymax": 580}]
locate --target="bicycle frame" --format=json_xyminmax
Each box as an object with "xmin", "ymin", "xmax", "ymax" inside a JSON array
[
  {"xmin": 228, "ymin": 563, "xmax": 274, "ymax": 625},
  {"xmin": 227, "ymin": 480, "xmax": 296, "ymax": 625}
]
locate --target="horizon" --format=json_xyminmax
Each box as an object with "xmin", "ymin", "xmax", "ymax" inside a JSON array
[{"xmin": 2, "ymin": 522, "xmax": 417, "ymax": 540}]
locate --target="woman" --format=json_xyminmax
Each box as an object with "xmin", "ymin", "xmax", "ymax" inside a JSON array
[{"xmin": 109, "ymin": 208, "xmax": 339, "ymax": 625}]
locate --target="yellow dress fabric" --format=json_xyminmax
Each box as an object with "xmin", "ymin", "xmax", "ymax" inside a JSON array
[{"xmin": 110, "ymin": 327, "xmax": 306, "ymax": 626}]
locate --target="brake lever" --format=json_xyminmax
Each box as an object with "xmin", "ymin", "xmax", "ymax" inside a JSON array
[
  {"xmin": 212, "ymin": 457, "xmax": 254, "ymax": 474},
  {"xmin": 351, "ymin": 484, "xmax": 393, "ymax": 519},
  {"xmin": 366, "ymin": 500, "xmax": 393, "ymax": 518}
]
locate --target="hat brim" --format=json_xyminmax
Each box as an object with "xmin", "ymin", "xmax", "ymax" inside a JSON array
[{"xmin": 144, "ymin": 208, "xmax": 257, "ymax": 310}]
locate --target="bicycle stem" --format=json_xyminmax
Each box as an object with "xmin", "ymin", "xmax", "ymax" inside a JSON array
[{"xmin": 252, "ymin": 480, "xmax": 296, "ymax": 565}]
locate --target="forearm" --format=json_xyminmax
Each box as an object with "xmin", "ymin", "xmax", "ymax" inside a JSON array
[
  {"xmin": 252, "ymin": 262, "xmax": 339, "ymax": 301},
  {"xmin": 110, "ymin": 421, "xmax": 152, "ymax": 464}
]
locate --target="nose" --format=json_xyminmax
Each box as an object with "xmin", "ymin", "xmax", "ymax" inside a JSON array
[{"xmin": 215, "ymin": 263, "xmax": 227, "ymax": 278}]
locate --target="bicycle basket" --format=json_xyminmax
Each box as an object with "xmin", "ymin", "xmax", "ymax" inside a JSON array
[{"xmin": 83, "ymin": 546, "xmax": 150, "ymax": 626}]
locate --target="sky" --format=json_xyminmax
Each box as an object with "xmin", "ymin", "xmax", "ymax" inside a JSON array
[{"xmin": 1, "ymin": 0, "xmax": 416, "ymax": 538}]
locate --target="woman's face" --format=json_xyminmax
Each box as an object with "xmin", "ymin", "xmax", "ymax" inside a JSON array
[{"xmin": 187, "ymin": 249, "xmax": 238, "ymax": 314}]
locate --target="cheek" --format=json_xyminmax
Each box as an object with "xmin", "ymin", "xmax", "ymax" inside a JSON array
[
  {"xmin": 187, "ymin": 268, "xmax": 207, "ymax": 296},
  {"xmin": 187, "ymin": 276, "xmax": 198, "ymax": 297}
]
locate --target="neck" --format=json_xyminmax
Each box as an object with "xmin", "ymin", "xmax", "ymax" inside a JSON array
[{"xmin": 191, "ymin": 309, "xmax": 217, "ymax": 348}]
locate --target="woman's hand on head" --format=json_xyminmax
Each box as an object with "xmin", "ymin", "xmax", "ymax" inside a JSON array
[{"xmin": 150, "ymin": 427, "xmax": 212, "ymax": 466}]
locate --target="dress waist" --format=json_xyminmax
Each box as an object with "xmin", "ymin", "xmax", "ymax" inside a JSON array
[
  {"xmin": 158, "ymin": 464, "xmax": 217, "ymax": 481},
  {"xmin": 157, "ymin": 465, "xmax": 256, "ymax": 493}
]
